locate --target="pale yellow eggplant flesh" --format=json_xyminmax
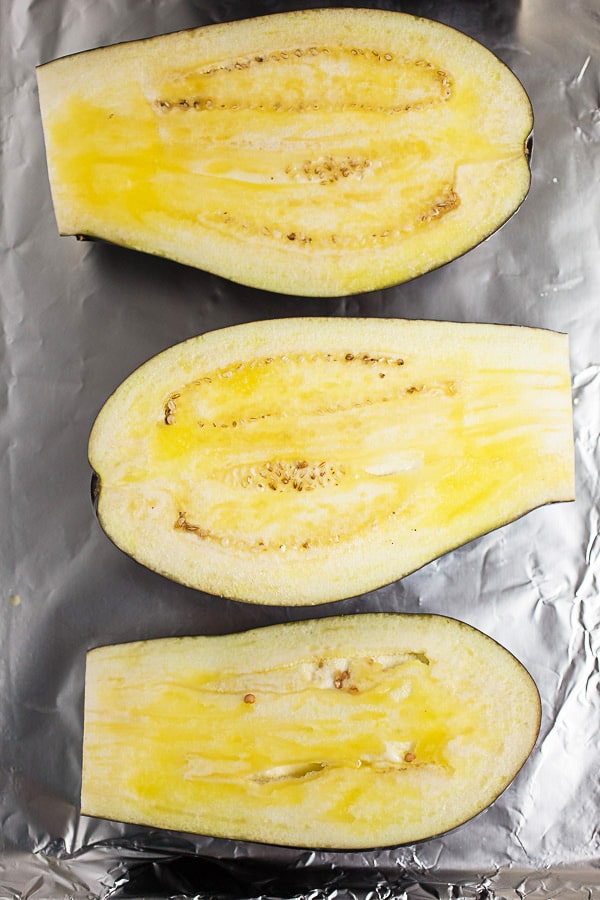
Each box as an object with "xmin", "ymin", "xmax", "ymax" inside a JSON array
[
  {"xmin": 37, "ymin": 8, "xmax": 533, "ymax": 296},
  {"xmin": 81, "ymin": 614, "xmax": 542, "ymax": 849},
  {"xmin": 87, "ymin": 317, "xmax": 575, "ymax": 606}
]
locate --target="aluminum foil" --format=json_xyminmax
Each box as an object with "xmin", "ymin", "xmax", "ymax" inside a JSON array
[{"xmin": 1, "ymin": 0, "xmax": 599, "ymax": 896}]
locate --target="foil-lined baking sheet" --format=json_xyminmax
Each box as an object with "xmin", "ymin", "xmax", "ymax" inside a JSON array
[{"xmin": 1, "ymin": 0, "xmax": 599, "ymax": 896}]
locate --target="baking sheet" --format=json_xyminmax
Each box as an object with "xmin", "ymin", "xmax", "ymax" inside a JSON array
[{"xmin": 1, "ymin": 0, "xmax": 599, "ymax": 897}]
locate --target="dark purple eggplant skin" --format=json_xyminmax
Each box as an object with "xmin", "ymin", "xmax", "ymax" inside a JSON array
[{"xmin": 90, "ymin": 472, "xmax": 100, "ymax": 513}]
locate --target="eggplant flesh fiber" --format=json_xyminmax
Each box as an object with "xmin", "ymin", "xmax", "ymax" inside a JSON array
[
  {"xmin": 37, "ymin": 8, "xmax": 533, "ymax": 296},
  {"xmin": 81, "ymin": 614, "xmax": 542, "ymax": 849},
  {"xmin": 87, "ymin": 317, "xmax": 574, "ymax": 606}
]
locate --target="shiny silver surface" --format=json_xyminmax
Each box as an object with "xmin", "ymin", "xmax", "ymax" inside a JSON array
[{"xmin": 1, "ymin": 1, "xmax": 599, "ymax": 896}]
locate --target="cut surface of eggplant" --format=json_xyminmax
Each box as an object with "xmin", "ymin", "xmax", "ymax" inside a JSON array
[
  {"xmin": 37, "ymin": 9, "xmax": 533, "ymax": 296},
  {"xmin": 81, "ymin": 614, "xmax": 542, "ymax": 848},
  {"xmin": 88, "ymin": 317, "xmax": 574, "ymax": 606}
]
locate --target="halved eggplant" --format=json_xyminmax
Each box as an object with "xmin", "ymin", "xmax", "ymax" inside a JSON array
[
  {"xmin": 81, "ymin": 614, "xmax": 542, "ymax": 848},
  {"xmin": 88, "ymin": 317, "xmax": 574, "ymax": 606},
  {"xmin": 37, "ymin": 9, "xmax": 533, "ymax": 296}
]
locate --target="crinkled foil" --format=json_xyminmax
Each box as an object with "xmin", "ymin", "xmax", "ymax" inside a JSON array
[{"xmin": 1, "ymin": 0, "xmax": 599, "ymax": 897}]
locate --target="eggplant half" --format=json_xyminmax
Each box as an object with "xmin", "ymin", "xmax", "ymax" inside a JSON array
[
  {"xmin": 88, "ymin": 317, "xmax": 574, "ymax": 606},
  {"xmin": 37, "ymin": 9, "xmax": 533, "ymax": 296},
  {"xmin": 81, "ymin": 614, "xmax": 542, "ymax": 849}
]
